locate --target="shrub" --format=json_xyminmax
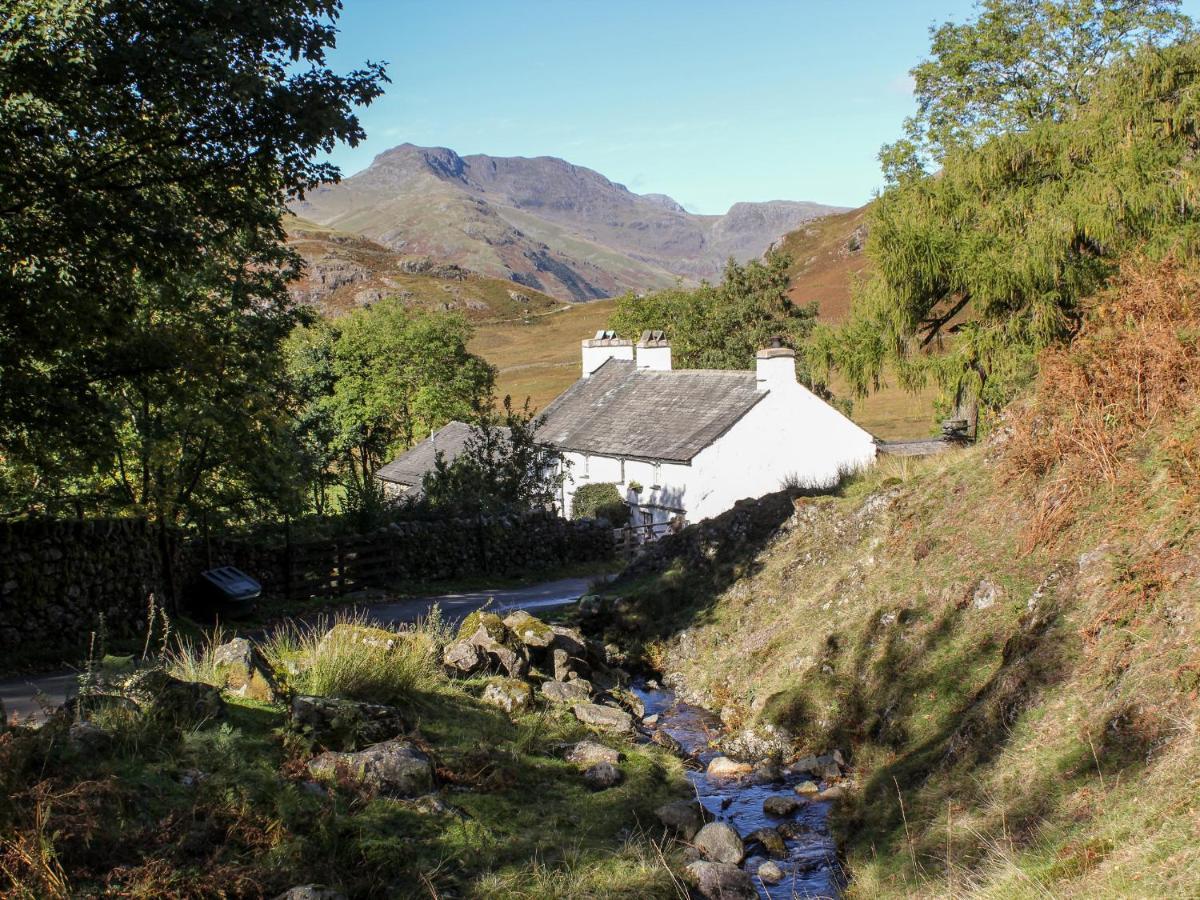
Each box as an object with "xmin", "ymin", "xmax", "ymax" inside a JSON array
[{"xmin": 571, "ymin": 483, "xmax": 631, "ymax": 527}]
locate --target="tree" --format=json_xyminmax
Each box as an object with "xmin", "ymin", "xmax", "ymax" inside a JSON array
[
  {"xmin": 570, "ymin": 483, "xmax": 631, "ymax": 526},
  {"xmin": 286, "ymin": 300, "xmax": 497, "ymax": 507},
  {"xmin": 0, "ymin": 0, "xmax": 385, "ymax": 511},
  {"xmin": 608, "ymin": 251, "xmax": 824, "ymax": 388},
  {"xmin": 421, "ymin": 397, "xmax": 566, "ymax": 517},
  {"xmin": 881, "ymin": 0, "xmax": 1188, "ymax": 182},
  {"xmin": 815, "ymin": 37, "xmax": 1200, "ymax": 431}
]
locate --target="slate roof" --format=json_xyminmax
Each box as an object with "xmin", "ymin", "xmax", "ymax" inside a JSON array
[
  {"xmin": 375, "ymin": 421, "xmax": 509, "ymax": 486},
  {"xmin": 538, "ymin": 359, "xmax": 766, "ymax": 463}
]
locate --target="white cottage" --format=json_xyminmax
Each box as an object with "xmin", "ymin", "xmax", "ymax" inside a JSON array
[{"xmin": 537, "ymin": 332, "xmax": 877, "ymax": 528}]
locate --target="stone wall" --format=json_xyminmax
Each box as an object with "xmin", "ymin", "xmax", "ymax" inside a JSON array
[
  {"xmin": 0, "ymin": 512, "xmax": 613, "ymax": 659},
  {"xmin": 0, "ymin": 518, "xmax": 163, "ymax": 661},
  {"xmin": 200, "ymin": 511, "xmax": 614, "ymax": 601}
]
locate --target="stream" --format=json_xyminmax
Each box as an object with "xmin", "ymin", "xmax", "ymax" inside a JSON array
[{"xmin": 631, "ymin": 681, "xmax": 843, "ymax": 899}]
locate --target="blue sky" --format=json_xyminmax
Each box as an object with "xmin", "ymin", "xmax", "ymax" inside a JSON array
[{"xmin": 323, "ymin": 0, "xmax": 1198, "ymax": 214}]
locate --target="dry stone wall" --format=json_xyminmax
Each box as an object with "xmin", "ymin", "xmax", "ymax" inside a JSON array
[
  {"xmin": 1, "ymin": 512, "xmax": 612, "ymax": 660},
  {"xmin": 0, "ymin": 518, "xmax": 162, "ymax": 661}
]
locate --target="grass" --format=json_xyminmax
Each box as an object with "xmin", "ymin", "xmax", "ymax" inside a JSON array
[
  {"xmin": 270, "ymin": 609, "xmax": 450, "ymax": 706},
  {"xmin": 592, "ymin": 260, "xmax": 1200, "ymax": 897},
  {"xmin": 0, "ymin": 608, "xmax": 693, "ymax": 897}
]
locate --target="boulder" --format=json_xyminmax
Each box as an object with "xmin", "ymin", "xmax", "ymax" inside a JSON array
[
  {"xmin": 541, "ymin": 679, "xmax": 592, "ymax": 704},
  {"xmin": 655, "ymin": 798, "xmax": 705, "ymax": 840},
  {"xmin": 443, "ymin": 639, "xmax": 486, "ymax": 675},
  {"xmin": 289, "ymin": 695, "xmax": 407, "ymax": 751},
  {"xmin": 706, "ymin": 756, "xmax": 753, "ymax": 778},
  {"xmin": 757, "ymin": 860, "xmax": 785, "ymax": 884},
  {"xmin": 583, "ymin": 761, "xmax": 623, "ymax": 790},
  {"xmin": 565, "ymin": 739, "xmax": 623, "ymax": 768},
  {"xmin": 457, "ymin": 614, "xmax": 529, "ymax": 678},
  {"xmin": 212, "ymin": 637, "xmax": 278, "ymax": 702},
  {"xmin": 747, "ymin": 826, "xmax": 788, "ymax": 859},
  {"xmin": 274, "ymin": 887, "xmax": 347, "ymax": 900},
  {"xmin": 121, "ymin": 669, "xmax": 225, "ymax": 726},
  {"xmin": 817, "ymin": 785, "xmax": 845, "ymax": 802},
  {"xmin": 762, "ymin": 794, "xmax": 803, "ymax": 817},
  {"xmin": 571, "ymin": 701, "xmax": 633, "ymax": 733},
  {"xmin": 694, "ymin": 821, "xmax": 744, "ymax": 865},
  {"xmin": 68, "ymin": 720, "xmax": 111, "ymax": 754},
  {"xmin": 684, "ymin": 861, "xmax": 756, "ymax": 899},
  {"xmin": 749, "ymin": 760, "xmax": 783, "ymax": 784},
  {"xmin": 307, "ymin": 738, "xmax": 434, "ymax": 796},
  {"xmin": 502, "ymin": 610, "xmax": 555, "ymax": 650},
  {"xmin": 551, "ymin": 648, "xmax": 573, "ymax": 681},
  {"xmin": 794, "ymin": 780, "xmax": 820, "ymax": 795},
  {"xmin": 610, "ymin": 687, "xmax": 645, "ymax": 718},
  {"xmin": 482, "ymin": 678, "xmax": 534, "ymax": 715},
  {"xmin": 548, "ymin": 625, "xmax": 587, "ymax": 658}
]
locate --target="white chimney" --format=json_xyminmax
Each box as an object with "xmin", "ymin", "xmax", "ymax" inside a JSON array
[
  {"xmin": 635, "ymin": 330, "xmax": 672, "ymax": 371},
  {"xmin": 581, "ymin": 330, "xmax": 633, "ymax": 377},
  {"xmin": 755, "ymin": 339, "xmax": 796, "ymax": 391}
]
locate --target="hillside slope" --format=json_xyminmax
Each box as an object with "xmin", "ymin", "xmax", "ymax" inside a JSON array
[
  {"xmin": 777, "ymin": 203, "xmax": 871, "ymax": 321},
  {"xmin": 597, "ymin": 260, "xmax": 1200, "ymax": 896},
  {"xmin": 287, "ymin": 217, "xmax": 561, "ymax": 320},
  {"xmin": 292, "ymin": 144, "xmax": 846, "ymax": 301}
]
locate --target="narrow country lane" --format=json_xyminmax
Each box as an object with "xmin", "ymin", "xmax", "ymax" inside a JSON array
[{"xmin": 0, "ymin": 575, "xmax": 600, "ymax": 726}]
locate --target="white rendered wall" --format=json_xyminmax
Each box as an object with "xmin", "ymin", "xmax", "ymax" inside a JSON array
[
  {"xmin": 554, "ymin": 376, "xmax": 876, "ymax": 525},
  {"xmin": 685, "ymin": 380, "xmax": 876, "ymax": 521}
]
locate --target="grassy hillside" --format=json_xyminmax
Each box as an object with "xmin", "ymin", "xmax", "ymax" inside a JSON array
[
  {"xmin": 287, "ymin": 217, "xmax": 562, "ymax": 320},
  {"xmin": 597, "ymin": 259, "xmax": 1200, "ymax": 896},
  {"xmin": 469, "ymin": 299, "xmax": 616, "ymax": 413},
  {"xmin": 778, "ymin": 204, "xmax": 872, "ymax": 322},
  {"xmin": 470, "ymin": 295, "xmax": 940, "ymax": 439}
]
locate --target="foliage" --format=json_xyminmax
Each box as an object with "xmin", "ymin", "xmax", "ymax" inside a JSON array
[
  {"xmin": 608, "ymin": 251, "xmax": 825, "ymax": 389},
  {"xmin": 571, "ymin": 483, "xmax": 631, "ymax": 527},
  {"xmin": 814, "ymin": 37, "xmax": 1200, "ymax": 428},
  {"xmin": 1004, "ymin": 256, "xmax": 1200, "ymax": 540},
  {"xmin": 880, "ymin": 0, "xmax": 1189, "ymax": 182},
  {"xmin": 285, "ymin": 299, "xmax": 496, "ymax": 512},
  {"xmin": 0, "ymin": 0, "xmax": 384, "ymax": 523},
  {"xmin": 420, "ymin": 396, "xmax": 566, "ymax": 516}
]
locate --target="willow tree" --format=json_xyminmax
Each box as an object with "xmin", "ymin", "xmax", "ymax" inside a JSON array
[{"xmin": 814, "ymin": 37, "xmax": 1200, "ymax": 432}]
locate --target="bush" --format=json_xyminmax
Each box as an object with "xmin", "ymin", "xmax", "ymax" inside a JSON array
[{"xmin": 571, "ymin": 483, "xmax": 630, "ymax": 527}]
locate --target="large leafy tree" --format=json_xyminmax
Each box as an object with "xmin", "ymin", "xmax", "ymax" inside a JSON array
[
  {"xmin": 286, "ymin": 300, "xmax": 497, "ymax": 505},
  {"xmin": 815, "ymin": 36, "xmax": 1200, "ymax": 431},
  {"xmin": 608, "ymin": 251, "xmax": 824, "ymax": 388},
  {"xmin": 881, "ymin": 0, "xmax": 1189, "ymax": 182},
  {"xmin": 0, "ymin": 0, "xmax": 385, "ymax": 517}
]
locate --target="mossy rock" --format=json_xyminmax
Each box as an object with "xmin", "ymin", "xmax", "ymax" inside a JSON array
[
  {"xmin": 481, "ymin": 677, "xmax": 534, "ymax": 715},
  {"xmin": 456, "ymin": 611, "xmax": 513, "ymax": 647},
  {"xmin": 502, "ymin": 610, "xmax": 554, "ymax": 649}
]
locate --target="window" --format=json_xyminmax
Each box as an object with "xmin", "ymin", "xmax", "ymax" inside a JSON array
[
  {"xmin": 618, "ymin": 458, "xmax": 625, "ymax": 483},
  {"xmin": 582, "ymin": 454, "xmax": 590, "ymax": 479},
  {"xmin": 651, "ymin": 461, "xmax": 661, "ymax": 488}
]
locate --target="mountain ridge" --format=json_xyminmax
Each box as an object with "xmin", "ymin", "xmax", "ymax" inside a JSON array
[{"xmin": 292, "ymin": 143, "xmax": 848, "ymax": 302}]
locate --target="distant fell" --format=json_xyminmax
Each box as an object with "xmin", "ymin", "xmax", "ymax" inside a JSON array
[
  {"xmin": 292, "ymin": 143, "xmax": 848, "ymax": 302},
  {"xmin": 776, "ymin": 203, "xmax": 872, "ymax": 321}
]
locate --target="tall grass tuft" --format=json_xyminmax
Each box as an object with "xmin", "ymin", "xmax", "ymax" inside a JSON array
[
  {"xmin": 267, "ymin": 608, "xmax": 450, "ymax": 707},
  {"xmin": 163, "ymin": 625, "xmax": 229, "ymax": 687}
]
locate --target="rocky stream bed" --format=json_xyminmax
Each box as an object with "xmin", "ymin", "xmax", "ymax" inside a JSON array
[{"xmin": 633, "ymin": 681, "xmax": 844, "ymax": 899}]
